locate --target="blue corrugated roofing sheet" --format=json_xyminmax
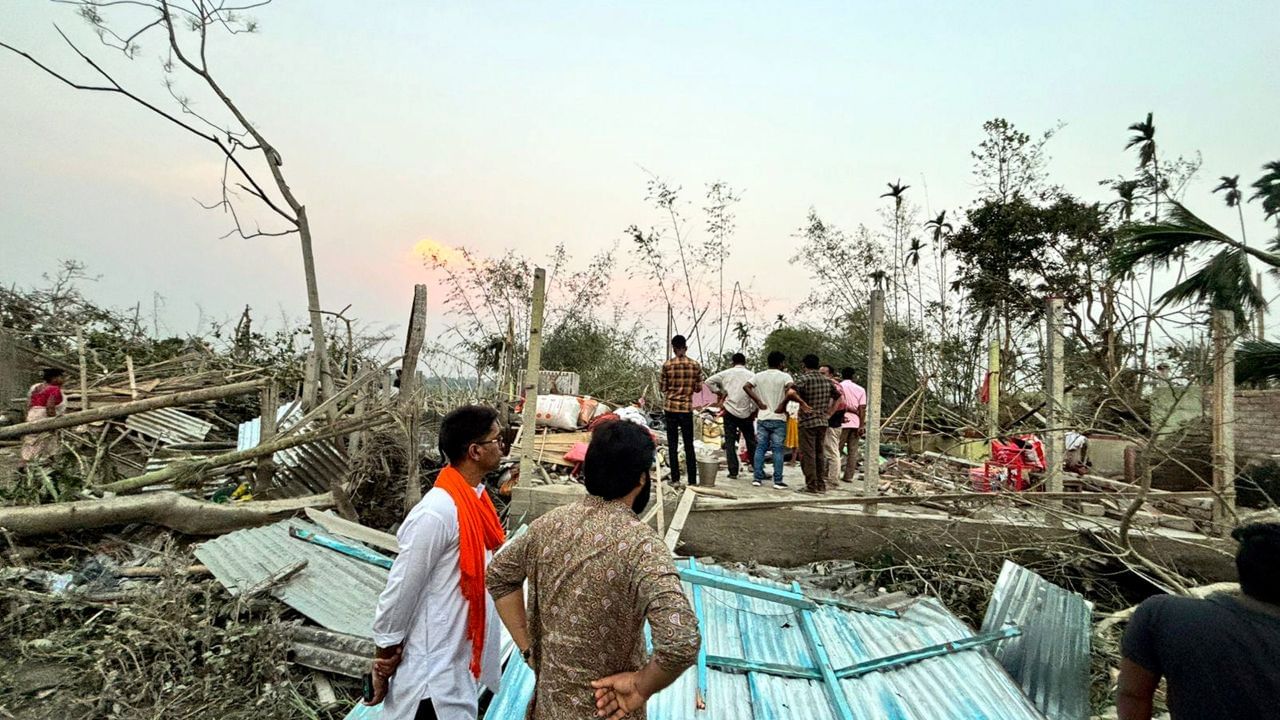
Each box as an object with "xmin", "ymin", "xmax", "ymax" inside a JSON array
[
  {"xmin": 981, "ymin": 561, "xmax": 1091, "ymax": 720},
  {"xmin": 480, "ymin": 562, "xmax": 1046, "ymax": 720},
  {"xmin": 237, "ymin": 404, "xmax": 350, "ymax": 497}
]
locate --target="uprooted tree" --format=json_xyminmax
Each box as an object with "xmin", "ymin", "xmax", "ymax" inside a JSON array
[{"xmin": 0, "ymin": 0, "xmax": 337, "ymax": 407}]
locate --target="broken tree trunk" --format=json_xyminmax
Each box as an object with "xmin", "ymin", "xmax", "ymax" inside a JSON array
[
  {"xmin": 98, "ymin": 412, "xmax": 391, "ymax": 494},
  {"xmin": 0, "ymin": 491, "xmax": 334, "ymax": 537},
  {"xmin": 255, "ymin": 381, "xmax": 279, "ymax": 494},
  {"xmin": 0, "ymin": 378, "xmax": 269, "ymax": 440}
]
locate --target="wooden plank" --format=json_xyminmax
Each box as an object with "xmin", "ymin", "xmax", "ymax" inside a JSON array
[
  {"xmin": 304, "ymin": 508, "xmax": 400, "ymax": 554},
  {"xmin": 664, "ymin": 488, "xmax": 697, "ymax": 551}
]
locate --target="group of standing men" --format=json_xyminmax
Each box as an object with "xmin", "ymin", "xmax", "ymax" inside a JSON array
[{"xmin": 661, "ymin": 336, "xmax": 867, "ymax": 495}]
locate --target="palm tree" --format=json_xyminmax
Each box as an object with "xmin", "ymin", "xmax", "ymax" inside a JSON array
[
  {"xmin": 1125, "ymin": 113, "xmax": 1160, "ymax": 219},
  {"xmin": 1107, "ymin": 180, "xmax": 1142, "ymax": 223},
  {"xmin": 925, "ymin": 211, "xmax": 953, "ymax": 331},
  {"xmin": 880, "ymin": 180, "xmax": 910, "ymax": 321},
  {"xmin": 1251, "ymin": 160, "xmax": 1280, "ymax": 227},
  {"xmin": 1214, "ymin": 175, "xmax": 1247, "ymax": 243},
  {"xmin": 905, "ymin": 236, "xmax": 926, "ymax": 331},
  {"xmin": 1111, "ymin": 202, "xmax": 1275, "ymax": 323}
]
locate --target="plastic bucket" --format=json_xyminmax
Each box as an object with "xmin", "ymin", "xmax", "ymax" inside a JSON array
[{"xmin": 697, "ymin": 459, "xmax": 719, "ymax": 487}]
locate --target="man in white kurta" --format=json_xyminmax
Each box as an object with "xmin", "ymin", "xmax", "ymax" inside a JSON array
[{"xmin": 369, "ymin": 405, "xmax": 507, "ymax": 720}]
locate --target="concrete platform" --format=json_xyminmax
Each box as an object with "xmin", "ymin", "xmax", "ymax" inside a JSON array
[{"xmin": 507, "ymin": 471, "xmax": 1237, "ymax": 582}]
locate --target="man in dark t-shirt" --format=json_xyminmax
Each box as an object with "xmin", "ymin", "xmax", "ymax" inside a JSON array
[{"xmin": 1118, "ymin": 519, "xmax": 1280, "ymax": 719}]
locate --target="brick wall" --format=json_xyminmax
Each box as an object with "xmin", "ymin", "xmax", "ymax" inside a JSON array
[{"xmin": 1235, "ymin": 389, "xmax": 1280, "ymax": 466}]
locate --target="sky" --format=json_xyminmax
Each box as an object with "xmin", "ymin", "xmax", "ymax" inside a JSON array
[{"xmin": 2, "ymin": 0, "xmax": 1277, "ymax": 357}]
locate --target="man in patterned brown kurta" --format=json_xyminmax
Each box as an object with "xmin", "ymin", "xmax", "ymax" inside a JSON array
[{"xmin": 486, "ymin": 420, "xmax": 700, "ymax": 720}]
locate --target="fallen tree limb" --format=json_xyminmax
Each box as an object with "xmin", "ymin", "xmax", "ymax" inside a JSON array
[
  {"xmin": 692, "ymin": 490, "xmax": 1223, "ymax": 513},
  {"xmin": 98, "ymin": 411, "xmax": 393, "ymax": 494},
  {"xmin": 0, "ymin": 491, "xmax": 333, "ymax": 537},
  {"xmin": 0, "ymin": 378, "xmax": 269, "ymax": 440}
]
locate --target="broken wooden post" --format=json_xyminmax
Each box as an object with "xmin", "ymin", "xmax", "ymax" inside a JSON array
[
  {"xmin": 76, "ymin": 327, "xmax": 89, "ymax": 411},
  {"xmin": 518, "ymin": 268, "xmax": 547, "ymax": 485},
  {"xmin": 402, "ymin": 284, "xmax": 429, "ymax": 512},
  {"xmin": 1044, "ymin": 297, "xmax": 1066, "ymax": 519},
  {"xmin": 125, "ymin": 355, "xmax": 138, "ymax": 399},
  {"xmin": 302, "ymin": 352, "xmax": 319, "ymax": 410},
  {"xmin": 255, "ymin": 381, "xmax": 278, "ymax": 494},
  {"xmin": 1211, "ymin": 308, "xmax": 1237, "ymax": 531},
  {"xmin": 987, "ymin": 337, "xmax": 1000, "ymax": 443},
  {"xmin": 0, "ymin": 378, "xmax": 268, "ymax": 440},
  {"xmin": 863, "ymin": 289, "xmax": 884, "ymax": 513}
]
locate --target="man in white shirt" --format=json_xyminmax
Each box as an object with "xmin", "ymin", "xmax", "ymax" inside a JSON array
[
  {"xmin": 743, "ymin": 351, "xmax": 794, "ymax": 489},
  {"xmin": 705, "ymin": 352, "xmax": 757, "ymax": 480},
  {"xmin": 368, "ymin": 405, "xmax": 508, "ymax": 720}
]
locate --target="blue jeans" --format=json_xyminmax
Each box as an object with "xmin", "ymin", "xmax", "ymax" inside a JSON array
[{"xmin": 753, "ymin": 419, "xmax": 787, "ymax": 483}]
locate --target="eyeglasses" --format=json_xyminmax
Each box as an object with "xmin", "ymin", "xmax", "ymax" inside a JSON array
[{"xmin": 474, "ymin": 438, "xmax": 506, "ymax": 449}]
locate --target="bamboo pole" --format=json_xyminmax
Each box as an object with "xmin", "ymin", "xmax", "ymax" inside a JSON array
[
  {"xmin": 863, "ymin": 289, "xmax": 884, "ymax": 514},
  {"xmin": 518, "ymin": 268, "xmax": 547, "ymax": 484},
  {"xmin": 691, "ymin": 490, "xmax": 1223, "ymax": 514},
  {"xmin": 0, "ymin": 378, "xmax": 269, "ymax": 440}
]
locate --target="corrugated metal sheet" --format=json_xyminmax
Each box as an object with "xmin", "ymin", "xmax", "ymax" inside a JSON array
[
  {"xmin": 237, "ymin": 405, "xmax": 350, "ymax": 497},
  {"xmin": 126, "ymin": 407, "xmax": 213, "ymax": 445},
  {"xmin": 194, "ymin": 519, "xmax": 388, "ymax": 638},
  {"xmin": 481, "ymin": 562, "xmax": 1046, "ymax": 720},
  {"xmin": 981, "ymin": 561, "xmax": 1092, "ymax": 720}
]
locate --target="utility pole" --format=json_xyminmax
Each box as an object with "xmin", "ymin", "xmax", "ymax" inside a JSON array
[
  {"xmin": 987, "ymin": 336, "xmax": 1000, "ymax": 444},
  {"xmin": 1044, "ymin": 298, "xmax": 1066, "ymax": 516},
  {"xmin": 1211, "ymin": 309, "xmax": 1237, "ymax": 532},
  {"xmin": 863, "ymin": 289, "xmax": 885, "ymax": 514},
  {"xmin": 519, "ymin": 269, "xmax": 547, "ymax": 485}
]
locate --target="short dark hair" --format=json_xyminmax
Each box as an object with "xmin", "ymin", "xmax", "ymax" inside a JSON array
[
  {"xmin": 841, "ymin": 367, "xmax": 855, "ymax": 380},
  {"xmin": 1233, "ymin": 522, "xmax": 1280, "ymax": 603},
  {"xmin": 671, "ymin": 335, "xmax": 687, "ymax": 351},
  {"xmin": 42, "ymin": 368, "xmax": 65, "ymax": 383},
  {"xmin": 583, "ymin": 420, "xmax": 655, "ymax": 500},
  {"xmin": 438, "ymin": 404, "xmax": 499, "ymax": 464},
  {"xmin": 767, "ymin": 351, "xmax": 786, "ymax": 369},
  {"xmin": 819, "ymin": 363, "xmax": 835, "ymax": 374},
  {"xmin": 803, "ymin": 354, "xmax": 820, "ymax": 370},
  {"xmin": 731, "ymin": 352, "xmax": 746, "ymax": 365}
]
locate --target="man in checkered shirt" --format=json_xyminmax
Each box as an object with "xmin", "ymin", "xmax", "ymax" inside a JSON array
[
  {"xmin": 660, "ymin": 334, "xmax": 702, "ymax": 485},
  {"xmin": 785, "ymin": 354, "xmax": 841, "ymax": 493}
]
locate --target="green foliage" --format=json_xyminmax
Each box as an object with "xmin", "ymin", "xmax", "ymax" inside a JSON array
[
  {"xmin": 540, "ymin": 314, "xmax": 656, "ymax": 403},
  {"xmin": 946, "ymin": 194, "xmax": 1115, "ymax": 325}
]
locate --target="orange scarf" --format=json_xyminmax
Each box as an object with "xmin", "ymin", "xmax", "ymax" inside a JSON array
[{"xmin": 434, "ymin": 465, "xmax": 506, "ymax": 678}]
